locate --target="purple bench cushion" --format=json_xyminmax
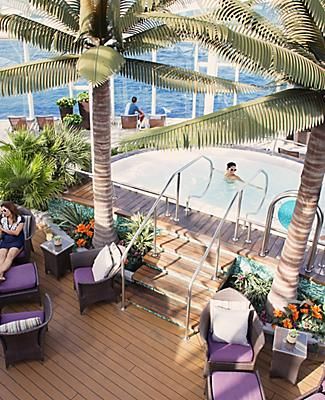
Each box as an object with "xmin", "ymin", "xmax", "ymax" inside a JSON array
[
  {"xmin": 0, "ymin": 263, "xmax": 37, "ymax": 294},
  {"xmin": 74, "ymin": 266, "xmax": 94, "ymax": 285},
  {"xmin": 304, "ymin": 394, "xmax": 325, "ymax": 399},
  {"xmin": 208, "ymin": 333, "xmax": 253, "ymax": 363},
  {"xmin": 15, "ymin": 249, "xmax": 26, "ymax": 259},
  {"xmin": 1, "ymin": 310, "xmax": 45, "ymax": 324},
  {"xmin": 211, "ymin": 371, "xmax": 263, "ymax": 400}
]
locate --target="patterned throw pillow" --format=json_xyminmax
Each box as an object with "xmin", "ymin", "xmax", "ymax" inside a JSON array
[{"xmin": 0, "ymin": 317, "xmax": 42, "ymax": 334}]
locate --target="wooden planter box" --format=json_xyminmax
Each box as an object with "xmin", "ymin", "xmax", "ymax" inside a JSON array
[{"xmin": 59, "ymin": 106, "xmax": 73, "ymax": 120}]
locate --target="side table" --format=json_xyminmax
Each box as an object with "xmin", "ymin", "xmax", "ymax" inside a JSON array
[
  {"xmin": 270, "ymin": 326, "xmax": 308, "ymax": 384},
  {"xmin": 40, "ymin": 238, "xmax": 74, "ymax": 279}
]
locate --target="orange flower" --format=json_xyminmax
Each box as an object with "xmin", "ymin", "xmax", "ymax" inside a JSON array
[
  {"xmin": 282, "ymin": 318, "xmax": 293, "ymax": 329},
  {"xmin": 90, "ymin": 219, "xmax": 94, "ymax": 229},
  {"xmin": 273, "ymin": 309, "xmax": 284, "ymax": 318},
  {"xmin": 311, "ymin": 305, "xmax": 323, "ymax": 320},
  {"xmin": 300, "ymin": 308, "xmax": 309, "ymax": 314},
  {"xmin": 75, "ymin": 224, "xmax": 87, "ymax": 233},
  {"xmin": 76, "ymin": 238, "xmax": 87, "ymax": 247},
  {"xmin": 288, "ymin": 304, "xmax": 297, "ymax": 312},
  {"xmin": 292, "ymin": 311, "xmax": 299, "ymax": 321},
  {"xmin": 86, "ymin": 230, "xmax": 93, "ymax": 238}
]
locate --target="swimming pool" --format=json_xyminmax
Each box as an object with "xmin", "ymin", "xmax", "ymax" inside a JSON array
[{"xmin": 112, "ymin": 148, "xmax": 325, "ymax": 231}]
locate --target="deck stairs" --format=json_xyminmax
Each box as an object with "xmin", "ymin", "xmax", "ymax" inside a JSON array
[{"xmin": 125, "ymin": 219, "xmax": 237, "ymax": 332}]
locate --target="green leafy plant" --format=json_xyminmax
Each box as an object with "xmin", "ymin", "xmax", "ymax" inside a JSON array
[
  {"xmin": 120, "ymin": 213, "xmax": 155, "ymax": 255},
  {"xmin": 63, "ymin": 113, "xmax": 82, "ymax": 128},
  {"xmin": 52, "ymin": 202, "xmax": 94, "ymax": 230},
  {"xmin": 77, "ymin": 92, "xmax": 89, "ymax": 103},
  {"xmin": 0, "ymin": 151, "xmax": 62, "ymax": 210},
  {"xmin": 231, "ymin": 272, "xmax": 272, "ymax": 314},
  {"xmin": 56, "ymin": 97, "xmax": 76, "ymax": 107}
]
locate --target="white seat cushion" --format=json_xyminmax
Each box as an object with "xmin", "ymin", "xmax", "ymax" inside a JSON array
[
  {"xmin": 106, "ymin": 243, "xmax": 125, "ymax": 279},
  {"xmin": 211, "ymin": 308, "xmax": 250, "ymax": 346},
  {"xmin": 210, "ymin": 299, "xmax": 249, "ymax": 332},
  {"xmin": 92, "ymin": 245, "xmax": 113, "ymax": 282},
  {"xmin": 0, "ymin": 317, "xmax": 42, "ymax": 333}
]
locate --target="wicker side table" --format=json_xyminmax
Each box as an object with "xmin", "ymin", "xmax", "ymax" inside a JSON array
[
  {"xmin": 270, "ymin": 326, "xmax": 308, "ymax": 384},
  {"xmin": 41, "ymin": 238, "xmax": 74, "ymax": 279}
]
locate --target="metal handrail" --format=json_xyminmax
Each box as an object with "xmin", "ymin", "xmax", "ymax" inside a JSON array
[
  {"xmin": 120, "ymin": 155, "xmax": 214, "ymax": 310},
  {"xmin": 259, "ymin": 190, "xmax": 324, "ymax": 272},
  {"xmin": 243, "ymin": 170, "xmax": 269, "ymax": 243},
  {"xmin": 184, "ymin": 169, "xmax": 268, "ymax": 340},
  {"xmin": 185, "ymin": 157, "xmax": 214, "ymax": 214}
]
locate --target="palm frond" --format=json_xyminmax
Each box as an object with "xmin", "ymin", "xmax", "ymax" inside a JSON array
[
  {"xmin": 119, "ymin": 0, "xmax": 145, "ymax": 33},
  {"xmin": 77, "ymin": 46, "xmax": 125, "ymax": 86},
  {"xmin": 201, "ymin": 0, "xmax": 286, "ymax": 46},
  {"xmin": 0, "ymin": 0, "xmax": 33, "ymax": 16},
  {"xmin": 269, "ymin": 0, "xmax": 325, "ymax": 61},
  {"xmin": 138, "ymin": 13, "xmax": 325, "ymax": 89},
  {"xmin": 0, "ymin": 56, "xmax": 79, "ymax": 96},
  {"xmin": 65, "ymin": 0, "xmax": 80, "ymax": 14},
  {"xmin": 27, "ymin": 0, "xmax": 79, "ymax": 32},
  {"xmin": 121, "ymin": 58, "xmax": 261, "ymax": 94},
  {"xmin": 302, "ymin": 0, "xmax": 325, "ymax": 35},
  {"xmin": 79, "ymin": 0, "xmax": 95, "ymax": 38},
  {"xmin": 0, "ymin": 14, "xmax": 83, "ymax": 54},
  {"xmin": 121, "ymin": 89, "xmax": 325, "ymax": 150},
  {"xmin": 108, "ymin": 0, "xmax": 123, "ymax": 46}
]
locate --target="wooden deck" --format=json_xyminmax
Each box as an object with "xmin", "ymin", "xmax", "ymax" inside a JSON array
[
  {"xmin": 0, "ymin": 228, "xmax": 322, "ymax": 400},
  {"xmin": 63, "ymin": 180, "xmax": 325, "ymax": 285}
]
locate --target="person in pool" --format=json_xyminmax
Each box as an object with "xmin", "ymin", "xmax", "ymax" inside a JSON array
[
  {"xmin": 224, "ymin": 162, "xmax": 263, "ymax": 189},
  {"xmin": 224, "ymin": 162, "xmax": 244, "ymax": 182}
]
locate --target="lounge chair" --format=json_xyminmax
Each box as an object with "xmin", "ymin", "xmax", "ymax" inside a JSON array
[
  {"xmin": 200, "ymin": 287, "xmax": 265, "ymax": 376},
  {"xmin": 71, "ymin": 248, "xmax": 119, "ymax": 314},
  {"xmin": 8, "ymin": 116, "xmax": 28, "ymax": 131},
  {"xmin": 0, "ymin": 293, "xmax": 52, "ymax": 368},
  {"xmin": 121, "ymin": 114, "xmax": 138, "ymax": 129},
  {"xmin": 36, "ymin": 115, "xmax": 55, "ymax": 130},
  {"xmin": 149, "ymin": 114, "xmax": 166, "ymax": 128}
]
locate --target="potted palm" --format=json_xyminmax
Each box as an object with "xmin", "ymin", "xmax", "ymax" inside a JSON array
[
  {"xmin": 56, "ymin": 97, "xmax": 76, "ymax": 120},
  {"xmin": 77, "ymin": 92, "xmax": 90, "ymax": 129}
]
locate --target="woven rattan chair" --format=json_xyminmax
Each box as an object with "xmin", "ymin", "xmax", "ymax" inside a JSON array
[
  {"xmin": 71, "ymin": 248, "xmax": 119, "ymax": 314},
  {"xmin": 12, "ymin": 206, "xmax": 36, "ymax": 265},
  {"xmin": 121, "ymin": 114, "xmax": 138, "ymax": 129},
  {"xmin": 149, "ymin": 114, "xmax": 166, "ymax": 128},
  {"xmin": 8, "ymin": 116, "xmax": 28, "ymax": 131},
  {"xmin": 36, "ymin": 115, "xmax": 55, "ymax": 130},
  {"xmin": 200, "ymin": 287, "xmax": 265, "ymax": 376},
  {"xmin": 0, "ymin": 293, "xmax": 52, "ymax": 368}
]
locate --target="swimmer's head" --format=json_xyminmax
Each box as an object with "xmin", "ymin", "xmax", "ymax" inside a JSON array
[{"xmin": 226, "ymin": 162, "xmax": 237, "ymax": 175}]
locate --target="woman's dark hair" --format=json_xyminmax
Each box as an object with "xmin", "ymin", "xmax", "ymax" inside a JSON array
[
  {"xmin": 1, "ymin": 201, "xmax": 20, "ymax": 222},
  {"xmin": 226, "ymin": 162, "xmax": 236, "ymax": 169}
]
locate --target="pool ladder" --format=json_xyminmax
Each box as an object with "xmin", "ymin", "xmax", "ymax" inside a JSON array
[{"xmin": 259, "ymin": 190, "xmax": 324, "ymax": 273}]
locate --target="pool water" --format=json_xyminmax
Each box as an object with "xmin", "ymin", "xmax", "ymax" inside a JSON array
[{"xmin": 112, "ymin": 148, "xmax": 325, "ymax": 230}]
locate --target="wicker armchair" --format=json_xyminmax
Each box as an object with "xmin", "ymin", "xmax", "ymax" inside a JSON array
[
  {"xmin": 200, "ymin": 287, "xmax": 265, "ymax": 376},
  {"xmin": 8, "ymin": 116, "xmax": 28, "ymax": 131},
  {"xmin": 0, "ymin": 293, "xmax": 52, "ymax": 368},
  {"xmin": 121, "ymin": 115, "xmax": 138, "ymax": 129},
  {"xmin": 36, "ymin": 115, "xmax": 54, "ymax": 130},
  {"xmin": 71, "ymin": 248, "xmax": 119, "ymax": 314},
  {"xmin": 12, "ymin": 206, "xmax": 36, "ymax": 265}
]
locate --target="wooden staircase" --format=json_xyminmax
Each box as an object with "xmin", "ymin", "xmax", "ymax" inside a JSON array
[{"xmin": 126, "ymin": 227, "xmax": 236, "ymax": 332}]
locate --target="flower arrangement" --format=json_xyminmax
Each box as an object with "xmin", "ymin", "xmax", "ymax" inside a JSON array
[
  {"xmin": 273, "ymin": 300, "xmax": 324, "ymax": 338},
  {"xmin": 72, "ymin": 219, "xmax": 94, "ymax": 248},
  {"xmin": 77, "ymin": 92, "xmax": 89, "ymax": 103},
  {"xmin": 56, "ymin": 97, "xmax": 76, "ymax": 107},
  {"xmin": 63, "ymin": 113, "xmax": 83, "ymax": 128}
]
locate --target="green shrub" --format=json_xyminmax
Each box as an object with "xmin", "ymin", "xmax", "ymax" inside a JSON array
[
  {"xmin": 56, "ymin": 97, "xmax": 76, "ymax": 107},
  {"xmin": 77, "ymin": 92, "xmax": 89, "ymax": 103},
  {"xmin": 63, "ymin": 113, "xmax": 83, "ymax": 128}
]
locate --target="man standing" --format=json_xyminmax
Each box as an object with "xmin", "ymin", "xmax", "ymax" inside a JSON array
[{"xmin": 125, "ymin": 96, "xmax": 145, "ymax": 125}]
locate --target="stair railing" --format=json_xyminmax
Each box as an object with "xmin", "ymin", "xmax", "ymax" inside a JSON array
[
  {"xmin": 259, "ymin": 190, "xmax": 324, "ymax": 272},
  {"xmin": 120, "ymin": 155, "xmax": 214, "ymax": 311},
  {"xmin": 184, "ymin": 169, "xmax": 268, "ymax": 340}
]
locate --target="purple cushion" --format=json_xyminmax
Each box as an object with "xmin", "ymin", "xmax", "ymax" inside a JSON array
[
  {"xmin": 211, "ymin": 371, "xmax": 263, "ymax": 400},
  {"xmin": 1, "ymin": 310, "xmax": 44, "ymax": 324},
  {"xmin": 305, "ymin": 395, "xmax": 325, "ymax": 399},
  {"xmin": 208, "ymin": 333, "xmax": 253, "ymax": 363},
  {"xmin": 0, "ymin": 263, "xmax": 37, "ymax": 294},
  {"xmin": 74, "ymin": 267, "xmax": 94, "ymax": 285},
  {"xmin": 15, "ymin": 249, "xmax": 26, "ymax": 259}
]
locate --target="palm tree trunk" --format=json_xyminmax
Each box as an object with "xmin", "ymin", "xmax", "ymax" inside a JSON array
[
  {"xmin": 267, "ymin": 123, "xmax": 325, "ymax": 312},
  {"xmin": 91, "ymin": 80, "xmax": 118, "ymax": 247}
]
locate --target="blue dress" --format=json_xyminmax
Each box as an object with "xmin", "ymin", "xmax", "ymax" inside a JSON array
[{"xmin": 0, "ymin": 215, "xmax": 25, "ymax": 249}]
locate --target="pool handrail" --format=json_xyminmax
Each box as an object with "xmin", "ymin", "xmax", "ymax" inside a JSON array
[
  {"xmin": 119, "ymin": 155, "xmax": 215, "ymax": 311},
  {"xmin": 259, "ymin": 190, "xmax": 324, "ymax": 273},
  {"xmin": 241, "ymin": 169, "xmax": 269, "ymax": 243},
  {"xmin": 184, "ymin": 169, "xmax": 268, "ymax": 340}
]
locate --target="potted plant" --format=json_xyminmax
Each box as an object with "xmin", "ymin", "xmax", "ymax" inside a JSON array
[
  {"xmin": 53, "ymin": 235, "xmax": 62, "ymax": 246},
  {"xmin": 286, "ymin": 329, "xmax": 299, "ymax": 344},
  {"xmin": 56, "ymin": 97, "xmax": 76, "ymax": 120},
  {"xmin": 77, "ymin": 92, "xmax": 90, "ymax": 129},
  {"xmin": 63, "ymin": 114, "xmax": 83, "ymax": 130}
]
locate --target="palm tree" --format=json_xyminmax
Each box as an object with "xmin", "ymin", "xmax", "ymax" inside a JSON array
[
  {"xmin": 0, "ymin": 0, "xmax": 258, "ymax": 247},
  {"xmin": 121, "ymin": 0, "xmax": 325, "ymax": 310}
]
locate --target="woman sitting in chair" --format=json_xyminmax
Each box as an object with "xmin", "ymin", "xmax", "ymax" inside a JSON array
[{"xmin": 0, "ymin": 201, "xmax": 25, "ymax": 281}]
